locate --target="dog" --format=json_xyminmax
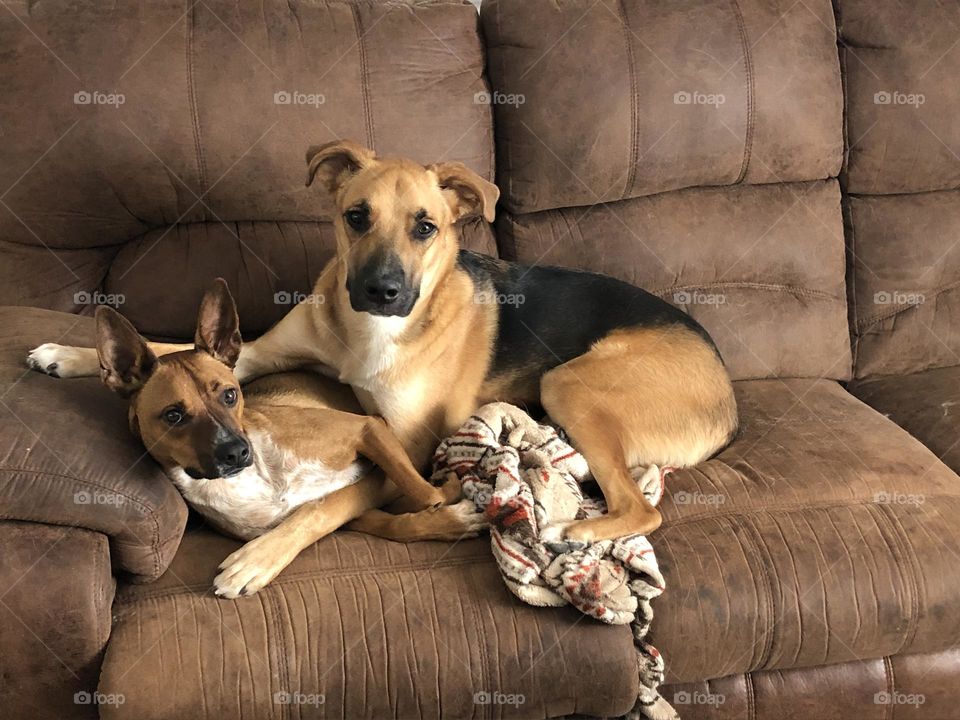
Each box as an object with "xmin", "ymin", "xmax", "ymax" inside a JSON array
[
  {"xmin": 28, "ymin": 139, "xmax": 738, "ymax": 543},
  {"xmin": 90, "ymin": 278, "xmax": 482, "ymax": 598}
]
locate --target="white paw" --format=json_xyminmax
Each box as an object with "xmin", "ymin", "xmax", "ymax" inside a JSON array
[
  {"xmin": 450, "ymin": 498, "xmax": 488, "ymax": 535},
  {"xmin": 26, "ymin": 343, "xmax": 97, "ymax": 378},
  {"xmin": 213, "ymin": 536, "xmax": 296, "ymax": 599},
  {"xmin": 540, "ymin": 522, "xmax": 571, "ymax": 545}
]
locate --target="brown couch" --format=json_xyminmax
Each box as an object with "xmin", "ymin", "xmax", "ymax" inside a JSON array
[{"xmin": 1, "ymin": 0, "xmax": 958, "ymax": 718}]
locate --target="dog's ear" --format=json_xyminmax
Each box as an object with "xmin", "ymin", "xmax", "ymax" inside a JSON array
[
  {"xmin": 95, "ymin": 306, "xmax": 158, "ymax": 397},
  {"xmin": 305, "ymin": 139, "xmax": 376, "ymax": 193},
  {"xmin": 194, "ymin": 278, "xmax": 242, "ymax": 368},
  {"xmin": 428, "ymin": 162, "xmax": 500, "ymax": 223}
]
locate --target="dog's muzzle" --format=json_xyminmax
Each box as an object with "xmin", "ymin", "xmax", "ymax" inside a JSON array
[{"xmin": 349, "ymin": 251, "xmax": 419, "ymax": 317}]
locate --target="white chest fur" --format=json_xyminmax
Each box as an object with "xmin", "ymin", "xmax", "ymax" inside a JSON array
[{"xmin": 167, "ymin": 430, "xmax": 367, "ymax": 541}]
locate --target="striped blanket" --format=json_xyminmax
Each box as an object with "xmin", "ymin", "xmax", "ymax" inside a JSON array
[{"xmin": 431, "ymin": 402, "xmax": 677, "ymax": 720}]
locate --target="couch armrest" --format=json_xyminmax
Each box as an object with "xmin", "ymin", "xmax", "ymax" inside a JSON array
[
  {"xmin": 0, "ymin": 307, "xmax": 187, "ymax": 581},
  {"xmin": 0, "ymin": 521, "xmax": 115, "ymax": 720}
]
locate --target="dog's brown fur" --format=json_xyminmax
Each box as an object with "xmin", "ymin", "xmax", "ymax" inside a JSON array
[{"xmin": 28, "ymin": 139, "xmax": 738, "ymax": 546}]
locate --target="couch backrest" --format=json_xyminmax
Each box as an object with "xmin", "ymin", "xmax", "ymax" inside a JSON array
[
  {"xmin": 0, "ymin": 0, "xmax": 494, "ymax": 338},
  {"xmin": 837, "ymin": 0, "xmax": 960, "ymax": 379},
  {"xmin": 481, "ymin": 0, "xmax": 852, "ymax": 382}
]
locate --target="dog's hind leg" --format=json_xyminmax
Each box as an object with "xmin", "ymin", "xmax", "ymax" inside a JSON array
[{"xmin": 540, "ymin": 326, "xmax": 737, "ymax": 543}]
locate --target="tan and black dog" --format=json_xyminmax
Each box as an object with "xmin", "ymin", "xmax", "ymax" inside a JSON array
[
  {"xmin": 28, "ymin": 139, "xmax": 738, "ymax": 543},
  {"xmin": 90, "ymin": 278, "xmax": 481, "ymax": 598}
]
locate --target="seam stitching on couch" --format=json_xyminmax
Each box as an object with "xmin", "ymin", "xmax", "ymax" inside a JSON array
[
  {"xmin": 115, "ymin": 553, "xmax": 494, "ymax": 603},
  {"xmin": 744, "ymin": 671, "xmax": 756, "ymax": 720},
  {"xmin": 617, "ymin": 0, "xmax": 639, "ymax": 200},
  {"xmin": 877, "ymin": 504, "xmax": 924, "ymax": 654},
  {"xmin": 0, "ymin": 465, "xmax": 172, "ymax": 578},
  {"xmin": 352, "ymin": 5, "xmax": 377, "ymax": 151},
  {"xmin": 882, "ymin": 655, "xmax": 896, "ymax": 720},
  {"xmin": 652, "ymin": 282, "xmax": 839, "ymax": 301},
  {"xmin": 658, "ymin": 494, "xmax": 960, "ymax": 529},
  {"xmin": 265, "ymin": 589, "xmax": 292, "ymax": 720},
  {"xmin": 730, "ymin": 0, "xmax": 754, "ymax": 183},
  {"xmin": 855, "ymin": 278, "xmax": 960, "ymax": 330},
  {"xmin": 185, "ymin": 1, "xmax": 208, "ymax": 197},
  {"xmin": 742, "ymin": 517, "xmax": 777, "ymax": 672},
  {"xmin": 470, "ymin": 602, "xmax": 490, "ymax": 718}
]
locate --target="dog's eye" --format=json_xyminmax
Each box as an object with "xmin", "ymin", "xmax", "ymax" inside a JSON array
[
  {"xmin": 413, "ymin": 220, "xmax": 437, "ymax": 240},
  {"xmin": 163, "ymin": 407, "xmax": 185, "ymax": 426},
  {"xmin": 344, "ymin": 208, "xmax": 369, "ymax": 233},
  {"xmin": 222, "ymin": 387, "xmax": 238, "ymax": 407}
]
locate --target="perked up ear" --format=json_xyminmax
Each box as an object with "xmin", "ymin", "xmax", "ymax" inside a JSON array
[
  {"xmin": 428, "ymin": 162, "xmax": 500, "ymax": 223},
  {"xmin": 305, "ymin": 139, "xmax": 377, "ymax": 193},
  {"xmin": 194, "ymin": 278, "xmax": 242, "ymax": 368},
  {"xmin": 95, "ymin": 306, "xmax": 158, "ymax": 398}
]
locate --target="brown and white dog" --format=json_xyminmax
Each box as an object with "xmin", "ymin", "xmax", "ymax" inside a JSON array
[
  {"xmin": 89, "ymin": 279, "xmax": 481, "ymax": 598},
  {"xmin": 28, "ymin": 139, "xmax": 738, "ymax": 545}
]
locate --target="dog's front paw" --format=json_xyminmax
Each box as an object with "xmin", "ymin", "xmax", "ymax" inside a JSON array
[
  {"xmin": 26, "ymin": 343, "xmax": 98, "ymax": 378},
  {"xmin": 213, "ymin": 535, "xmax": 297, "ymax": 599}
]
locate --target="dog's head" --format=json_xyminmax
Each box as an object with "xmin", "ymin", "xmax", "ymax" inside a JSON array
[
  {"xmin": 306, "ymin": 139, "xmax": 499, "ymax": 317},
  {"xmin": 95, "ymin": 279, "xmax": 252, "ymax": 480}
]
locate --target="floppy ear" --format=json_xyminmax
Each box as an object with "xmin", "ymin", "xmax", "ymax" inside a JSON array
[
  {"xmin": 194, "ymin": 278, "xmax": 242, "ymax": 368},
  {"xmin": 428, "ymin": 162, "xmax": 500, "ymax": 223},
  {"xmin": 95, "ymin": 306, "xmax": 158, "ymax": 398},
  {"xmin": 305, "ymin": 139, "xmax": 376, "ymax": 193}
]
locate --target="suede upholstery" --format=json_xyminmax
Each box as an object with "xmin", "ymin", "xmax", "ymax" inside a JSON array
[{"xmin": 1, "ymin": 0, "xmax": 960, "ymax": 718}]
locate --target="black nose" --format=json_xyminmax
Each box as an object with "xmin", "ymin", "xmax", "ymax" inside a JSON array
[
  {"xmin": 363, "ymin": 275, "xmax": 402, "ymax": 304},
  {"xmin": 214, "ymin": 436, "xmax": 251, "ymax": 471}
]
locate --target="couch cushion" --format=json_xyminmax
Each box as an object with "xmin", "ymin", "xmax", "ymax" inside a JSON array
[
  {"xmin": 0, "ymin": 521, "xmax": 114, "ymax": 720},
  {"xmin": 651, "ymin": 379, "xmax": 960, "ymax": 683},
  {"xmin": 849, "ymin": 366, "xmax": 960, "ymax": 475},
  {"xmin": 0, "ymin": 0, "xmax": 495, "ymax": 335},
  {"xmin": 837, "ymin": 0, "xmax": 960, "ymax": 195},
  {"xmin": 99, "ymin": 527, "xmax": 640, "ymax": 719},
  {"xmin": 845, "ymin": 191, "xmax": 960, "ymax": 379},
  {"xmin": 0, "ymin": 307, "xmax": 187, "ymax": 580},
  {"xmin": 482, "ymin": 0, "xmax": 843, "ymax": 213},
  {"xmin": 498, "ymin": 180, "xmax": 851, "ymax": 382}
]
